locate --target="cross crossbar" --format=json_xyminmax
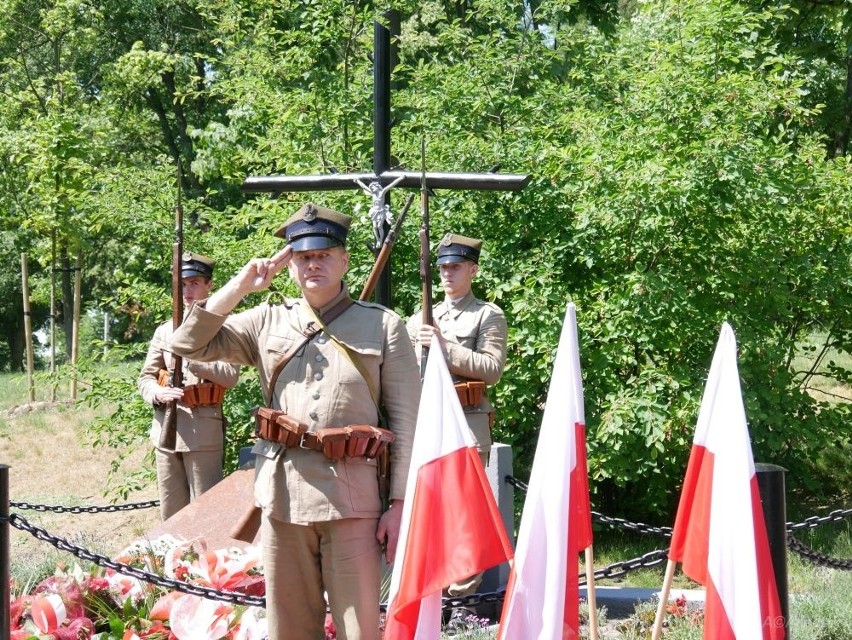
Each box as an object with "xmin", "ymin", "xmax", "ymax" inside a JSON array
[{"xmin": 242, "ymin": 170, "xmax": 530, "ymax": 194}]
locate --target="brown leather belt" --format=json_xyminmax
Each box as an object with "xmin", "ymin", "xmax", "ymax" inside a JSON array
[
  {"xmin": 157, "ymin": 370, "xmax": 225, "ymax": 408},
  {"xmin": 253, "ymin": 407, "xmax": 394, "ymax": 461},
  {"xmin": 455, "ymin": 380, "xmax": 486, "ymax": 408}
]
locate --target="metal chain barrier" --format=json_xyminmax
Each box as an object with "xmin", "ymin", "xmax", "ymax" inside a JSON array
[
  {"xmin": 7, "ymin": 478, "xmax": 850, "ymax": 614},
  {"xmin": 10, "ymin": 499, "xmax": 160, "ymax": 514},
  {"xmin": 5, "ymin": 513, "xmax": 266, "ymax": 608},
  {"xmin": 786, "ymin": 508, "xmax": 852, "ymax": 533},
  {"xmin": 786, "ymin": 534, "xmax": 852, "ymax": 571},
  {"xmin": 505, "ymin": 475, "xmax": 852, "ymax": 569}
]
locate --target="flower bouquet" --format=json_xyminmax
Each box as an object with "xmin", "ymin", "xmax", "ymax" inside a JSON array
[{"xmin": 9, "ymin": 536, "xmax": 267, "ymax": 640}]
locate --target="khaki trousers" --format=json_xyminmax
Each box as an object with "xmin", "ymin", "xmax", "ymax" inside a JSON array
[
  {"xmin": 262, "ymin": 516, "xmax": 382, "ymax": 640},
  {"xmin": 154, "ymin": 448, "xmax": 223, "ymax": 520}
]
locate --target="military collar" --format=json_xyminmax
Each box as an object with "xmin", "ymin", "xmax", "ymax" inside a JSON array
[
  {"xmin": 438, "ymin": 291, "xmax": 476, "ymax": 318},
  {"xmin": 306, "ymin": 283, "xmax": 350, "ymax": 317}
]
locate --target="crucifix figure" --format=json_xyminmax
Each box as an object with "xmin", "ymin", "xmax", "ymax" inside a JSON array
[
  {"xmin": 355, "ymin": 175, "xmax": 406, "ymax": 249},
  {"xmin": 240, "ymin": 19, "xmax": 529, "ymax": 307}
]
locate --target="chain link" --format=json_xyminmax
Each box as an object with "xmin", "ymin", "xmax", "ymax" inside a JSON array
[
  {"xmin": 787, "ymin": 534, "xmax": 852, "ymax": 571},
  {"xmin": 10, "ymin": 500, "xmax": 160, "ymax": 514},
  {"xmin": 786, "ymin": 508, "xmax": 852, "ymax": 533},
  {"xmin": 7, "ymin": 483, "xmax": 851, "ymax": 612},
  {"xmin": 6, "ymin": 513, "xmax": 266, "ymax": 607}
]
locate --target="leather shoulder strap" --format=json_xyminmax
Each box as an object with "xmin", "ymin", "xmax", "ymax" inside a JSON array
[{"xmin": 265, "ymin": 297, "xmax": 354, "ymax": 406}]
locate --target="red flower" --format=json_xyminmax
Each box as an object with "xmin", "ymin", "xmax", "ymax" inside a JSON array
[{"xmin": 324, "ymin": 612, "xmax": 336, "ymax": 640}]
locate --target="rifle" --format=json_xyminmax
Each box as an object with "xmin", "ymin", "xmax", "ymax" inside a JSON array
[
  {"xmin": 418, "ymin": 138, "xmax": 432, "ymax": 377},
  {"xmin": 158, "ymin": 169, "xmax": 184, "ymax": 450},
  {"xmin": 359, "ymin": 193, "xmax": 415, "ymax": 302}
]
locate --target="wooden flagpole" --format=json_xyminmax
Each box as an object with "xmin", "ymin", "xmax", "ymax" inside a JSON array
[
  {"xmin": 584, "ymin": 545, "xmax": 600, "ymax": 640},
  {"xmin": 651, "ymin": 558, "xmax": 677, "ymax": 640}
]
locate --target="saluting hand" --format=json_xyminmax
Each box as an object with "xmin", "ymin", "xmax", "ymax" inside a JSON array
[
  {"xmin": 244, "ymin": 245, "xmax": 293, "ymax": 291},
  {"xmin": 203, "ymin": 246, "xmax": 293, "ymax": 317}
]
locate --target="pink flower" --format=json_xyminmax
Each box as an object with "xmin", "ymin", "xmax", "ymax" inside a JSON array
[
  {"xmin": 150, "ymin": 591, "xmax": 184, "ymax": 621},
  {"xmin": 325, "ymin": 612, "xmax": 336, "ymax": 640},
  {"xmin": 53, "ymin": 617, "xmax": 95, "ymax": 640},
  {"xmin": 30, "ymin": 594, "xmax": 67, "ymax": 633},
  {"xmin": 232, "ymin": 607, "xmax": 267, "ymax": 640},
  {"xmin": 169, "ymin": 594, "xmax": 233, "ymax": 640}
]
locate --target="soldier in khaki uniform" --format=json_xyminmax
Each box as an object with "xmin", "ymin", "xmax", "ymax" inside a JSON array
[
  {"xmin": 138, "ymin": 253, "xmax": 240, "ymax": 520},
  {"xmin": 169, "ymin": 204, "xmax": 420, "ymax": 640},
  {"xmin": 406, "ymin": 233, "xmax": 508, "ymax": 628}
]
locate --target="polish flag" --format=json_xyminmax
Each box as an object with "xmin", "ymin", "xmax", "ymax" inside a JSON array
[
  {"xmin": 498, "ymin": 303, "xmax": 593, "ymax": 640},
  {"xmin": 668, "ymin": 322, "xmax": 785, "ymax": 639},
  {"xmin": 384, "ymin": 336, "xmax": 514, "ymax": 640}
]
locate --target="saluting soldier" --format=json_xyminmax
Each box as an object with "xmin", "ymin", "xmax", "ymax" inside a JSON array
[
  {"xmin": 169, "ymin": 204, "xmax": 420, "ymax": 640},
  {"xmin": 138, "ymin": 252, "xmax": 240, "ymax": 520},
  {"xmin": 406, "ymin": 233, "xmax": 508, "ymax": 629}
]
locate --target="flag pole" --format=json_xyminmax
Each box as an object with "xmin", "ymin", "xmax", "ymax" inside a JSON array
[
  {"xmin": 651, "ymin": 558, "xmax": 677, "ymax": 640},
  {"xmin": 584, "ymin": 546, "xmax": 600, "ymax": 640}
]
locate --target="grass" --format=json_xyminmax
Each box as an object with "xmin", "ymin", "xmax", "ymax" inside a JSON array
[{"xmin": 2, "ymin": 369, "xmax": 852, "ymax": 638}]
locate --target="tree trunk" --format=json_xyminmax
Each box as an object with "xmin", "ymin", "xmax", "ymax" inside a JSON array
[
  {"xmin": 60, "ymin": 245, "xmax": 74, "ymax": 361},
  {"xmin": 832, "ymin": 55, "xmax": 852, "ymax": 157}
]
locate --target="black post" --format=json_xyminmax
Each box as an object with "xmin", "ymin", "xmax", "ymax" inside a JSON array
[
  {"xmin": 755, "ymin": 463, "xmax": 788, "ymax": 637},
  {"xmin": 373, "ymin": 18, "xmax": 392, "ymax": 307},
  {"xmin": 1, "ymin": 464, "xmax": 10, "ymax": 640}
]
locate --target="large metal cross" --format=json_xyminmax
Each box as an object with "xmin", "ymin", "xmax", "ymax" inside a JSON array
[{"xmin": 241, "ymin": 20, "xmax": 530, "ymax": 307}]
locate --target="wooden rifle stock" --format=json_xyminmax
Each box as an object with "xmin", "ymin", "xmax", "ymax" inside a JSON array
[
  {"xmin": 230, "ymin": 502, "xmax": 262, "ymax": 543},
  {"xmin": 158, "ymin": 172, "xmax": 184, "ymax": 450},
  {"xmin": 360, "ymin": 194, "xmax": 415, "ymax": 302}
]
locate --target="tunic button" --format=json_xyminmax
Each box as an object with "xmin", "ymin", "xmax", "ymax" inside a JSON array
[
  {"xmin": 315, "ymin": 354, "xmax": 324, "ymax": 362},
  {"xmin": 309, "ymin": 411, "xmax": 318, "ymax": 420},
  {"xmin": 314, "ymin": 372, "xmax": 323, "ymax": 381},
  {"xmin": 313, "ymin": 391, "xmax": 321, "ymax": 400},
  {"xmin": 317, "ymin": 336, "xmax": 327, "ymax": 344}
]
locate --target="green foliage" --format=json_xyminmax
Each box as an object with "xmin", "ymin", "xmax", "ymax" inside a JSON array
[{"xmin": 0, "ymin": 0, "xmax": 850, "ymax": 520}]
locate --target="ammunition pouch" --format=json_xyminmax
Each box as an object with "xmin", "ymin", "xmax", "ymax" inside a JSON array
[
  {"xmin": 455, "ymin": 380, "xmax": 486, "ymax": 408},
  {"xmin": 253, "ymin": 408, "xmax": 394, "ymax": 461},
  {"xmin": 253, "ymin": 407, "xmax": 308, "ymax": 448},
  {"xmin": 182, "ymin": 382, "xmax": 226, "ymax": 408}
]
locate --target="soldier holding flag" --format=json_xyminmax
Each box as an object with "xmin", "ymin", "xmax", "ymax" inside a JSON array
[{"xmin": 406, "ymin": 232, "xmax": 508, "ymax": 629}]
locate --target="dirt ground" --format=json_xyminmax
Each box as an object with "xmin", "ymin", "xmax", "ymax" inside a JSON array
[{"xmin": 1, "ymin": 401, "xmax": 161, "ymax": 585}]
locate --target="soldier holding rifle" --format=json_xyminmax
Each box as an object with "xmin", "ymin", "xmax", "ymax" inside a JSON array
[
  {"xmin": 138, "ymin": 253, "xmax": 240, "ymax": 520},
  {"xmin": 170, "ymin": 203, "xmax": 420, "ymax": 640},
  {"xmin": 406, "ymin": 233, "xmax": 508, "ymax": 630}
]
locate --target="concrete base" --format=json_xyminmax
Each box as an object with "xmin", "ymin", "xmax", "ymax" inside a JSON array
[
  {"xmin": 140, "ymin": 468, "xmax": 259, "ymax": 550},
  {"xmin": 582, "ymin": 586, "xmax": 705, "ymax": 618}
]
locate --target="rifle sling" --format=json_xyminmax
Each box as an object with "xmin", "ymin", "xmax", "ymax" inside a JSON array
[{"xmin": 265, "ymin": 296, "xmax": 354, "ymax": 407}]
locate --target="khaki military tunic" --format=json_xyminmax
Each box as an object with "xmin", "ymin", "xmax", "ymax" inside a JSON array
[
  {"xmin": 170, "ymin": 285, "xmax": 420, "ymax": 525},
  {"xmin": 138, "ymin": 321, "xmax": 240, "ymax": 452},
  {"xmin": 407, "ymin": 291, "xmax": 507, "ymax": 451}
]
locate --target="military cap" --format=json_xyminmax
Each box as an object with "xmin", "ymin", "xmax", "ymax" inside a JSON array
[
  {"xmin": 436, "ymin": 233, "xmax": 483, "ymax": 265},
  {"xmin": 181, "ymin": 252, "xmax": 215, "ymax": 279},
  {"xmin": 275, "ymin": 203, "xmax": 352, "ymax": 251}
]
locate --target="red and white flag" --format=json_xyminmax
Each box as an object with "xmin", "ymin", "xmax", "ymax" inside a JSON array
[
  {"xmin": 668, "ymin": 322, "xmax": 785, "ymax": 639},
  {"xmin": 384, "ymin": 336, "xmax": 514, "ymax": 640},
  {"xmin": 498, "ymin": 303, "xmax": 593, "ymax": 640}
]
